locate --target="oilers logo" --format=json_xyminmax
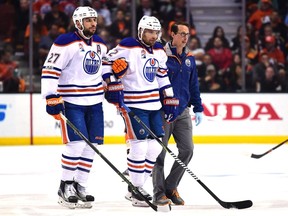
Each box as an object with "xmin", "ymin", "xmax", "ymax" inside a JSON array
[
  {"xmin": 185, "ymin": 59, "xmax": 191, "ymax": 67},
  {"xmin": 143, "ymin": 58, "xmax": 159, "ymax": 82},
  {"xmin": 83, "ymin": 51, "xmax": 101, "ymax": 75}
]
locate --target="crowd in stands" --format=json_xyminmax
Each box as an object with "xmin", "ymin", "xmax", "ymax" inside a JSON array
[{"xmin": 0, "ymin": 0, "xmax": 287, "ymax": 93}]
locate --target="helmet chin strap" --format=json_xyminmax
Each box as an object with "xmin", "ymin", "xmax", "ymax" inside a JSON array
[
  {"xmin": 138, "ymin": 29, "xmax": 150, "ymax": 47},
  {"xmin": 79, "ymin": 30, "xmax": 92, "ymax": 39},
  {"xmin": 77, "ymin": 23, "xmax": 92, "ymax": 39}
]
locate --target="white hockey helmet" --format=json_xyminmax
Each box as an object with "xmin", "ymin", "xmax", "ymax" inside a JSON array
[
  {"xmin": 138, "ymin": 15, "xmax": 162, "ymax": 41},
  {"xmin": 72, "ymin": 6, "xmax": 97, "ymax": 30}
]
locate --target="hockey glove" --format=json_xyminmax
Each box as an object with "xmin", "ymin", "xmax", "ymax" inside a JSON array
[
  {"xmin": 112, "ymin": 58, "xmax": 128, "ymax": 79},
  {"xmin": 105, "ymin": 81, "xmax": 124, "ymax": 107},
  {"xmin": 162, "ymin": 97, "xmax": 179, "ymax": 123},
  {"xmin": 46, "ymin": 94, "xmax": 64, "ymax": 120},
  {"xmin": 195, "ymin": 112, "xmax": 203, "ymax": 126}
]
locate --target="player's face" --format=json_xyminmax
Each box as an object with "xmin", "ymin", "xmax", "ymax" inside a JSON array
[
  {"xmin": 142, "ymin": 29, "xmax": 160, "ymax": 46},
  {"xmin": 172, "ymin": 25, "xmax": 189, "ymax": 48},
  {"xmin": 82, "ymin": 17, "xmax": 97, "ymax": 38}
]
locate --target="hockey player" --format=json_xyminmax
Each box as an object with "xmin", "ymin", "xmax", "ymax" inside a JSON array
[
  {"xmin": 152, "ymin": 21, "xmax": 204, "ymax": 206},
  {"xmin": 103, "ymin": 15, "xmax": 179, "ymax": 208},
  {"xmin": 41, "ymin": 6, "xmax": 124, "ymax": 209}
]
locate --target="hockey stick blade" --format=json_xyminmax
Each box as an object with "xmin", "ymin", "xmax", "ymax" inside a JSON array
[
  {"xmin": 251, "ymin": 139, "xmax": 288, "ymax": 159},
  {"xmin": 59, "ymin": 113, "xmax": 171, "ymax": 212},
  {"xmin": 219, "ymin": 200, "xmax": 253, "ymax": 209},
  {"xmin": 122, "ymin": 104, "xmax": 253, "ymax": 209}
]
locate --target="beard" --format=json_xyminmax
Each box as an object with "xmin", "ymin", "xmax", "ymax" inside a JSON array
[{"xmin": 83, "ymin": 28, "xmax": 96, "ymax": 38}]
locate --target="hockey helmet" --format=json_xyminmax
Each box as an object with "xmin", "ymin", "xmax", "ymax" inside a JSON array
[
  {"xmin": 138, "ymin": 15, "xmax": 161, "ymax": 32},
  {"xmin": 72, "ymin": 6, "xmax": 97, "ymax": 30},
  {"xmin": 138, "ymin": 15, "xmax": 162, "ymax": 42}
]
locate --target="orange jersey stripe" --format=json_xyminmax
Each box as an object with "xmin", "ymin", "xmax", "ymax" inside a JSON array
[
  {"xmin": 124, "ymin": 93, "xmax": 159, "ymax": 100},
  {"xmin": 127, "ymin": 162, "xmax": 145, "ymax": 169}
]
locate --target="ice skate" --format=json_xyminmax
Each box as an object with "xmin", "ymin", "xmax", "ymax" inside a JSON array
[
  {"xmin": 125, "ymin": 185, "xmax": 152, "ymax": 202},
  {"xmin": 58, "ymin": 180, "xmax": 78, "ymax": 209},
  {"xmin": 73, "ymin": 182, "xmax": 94, "ymax": 208},
  {"xmin": 130, "ymin": 187, "xmax": 152, "ymax": 207}
]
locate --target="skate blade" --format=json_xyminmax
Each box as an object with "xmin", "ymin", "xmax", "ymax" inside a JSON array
[
  {"xmin": 131, "ymin": 199, "xmax": 149, "ymax": 207},
  {"xmin": 76, "ymin": 201, "xmax": 93, "ymax": 209},
  {"xmin": 125, "ymin": 192, "xmax": 132, "ymax": 201},
  {"xmin": 58, "ymin": 197, "xmax": 77, "ymax": 209}
]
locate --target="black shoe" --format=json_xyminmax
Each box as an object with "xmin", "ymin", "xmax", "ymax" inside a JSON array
[{"xmin": 166, "ymin": 189, "xmax": 184, "ymax": 205}]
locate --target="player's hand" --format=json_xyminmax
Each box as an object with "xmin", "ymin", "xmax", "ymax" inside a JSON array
[
  {"xmin": 112, "ymin": 58, "xmax": 128, "ymax": 79},
  {"xmin": 195, "ymin": 112, "xmax": 203, "ymax": 126},
  {"xmin": 105, "ymin": 81, "xmax": 124, "ymax": 107},
  {"xmin": 46, "ymin": 94, "xmax": 64, "ymax": 120},
  {"xmin": 162, "ymin": 97, "xmax": 179, "ymax": 123}
]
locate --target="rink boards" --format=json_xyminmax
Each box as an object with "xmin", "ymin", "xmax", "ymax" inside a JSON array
[{"xmin": 0, "ymin": 93, "xmax": 287, "ymax": 145}]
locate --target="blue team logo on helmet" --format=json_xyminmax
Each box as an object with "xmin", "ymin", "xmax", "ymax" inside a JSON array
[
  {"xmin": 83, "ymin": 51, "xmax": 101, "ymax": 74},
  {"xmin": 143, "ymin": 58, "xmax": 159, "ymax": 82}
]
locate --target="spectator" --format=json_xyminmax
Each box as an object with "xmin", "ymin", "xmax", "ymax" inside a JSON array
[
  {"xmin": 206, "ymin": 36, "xmax": 233, "ymax": 76},
  {"xmin": 204, "ymin": 26, "xmax": 230, "ymax": 51},
  {"xmin": 166, "ymin": 0, "xmax": 193, "ymax": 27},
  {"xmin": 43, "ymin": 1, "xmax": 70, "ymax": 33},
  {"xmin": 260, "ymin": 35, "xmax": 285, "ymax": 67},
  {"xmin": 0, "ymin": 0, "xmax": 16, "ymax": 44},
  {"xmin": 136, "ymin": 0, "xmax": 158, "ymax": 24},
  {"xmin": 38, "ymin": 23, "xmax": 61, "ymax": 68},
  {"xmin": 33, "ymin": 0, "xmax": 52, "ymax": 19},
  {"xmin": 245, "ymin": 36, "xmax": 259, "ymax": 66},
  {"xmin": 58, "ymin": 0, "xmax": 77, "ymax": 17},
  {"xmin": 230, "ymin": 25, "xmax": 242, "ymax": 54},
  {"xmin": 247, "ymin": 0, "xmax": 274, "ymax": 31},
  {"xmin": 187, "ymin": 35, "xmax": 205, "ymax": 77},
  {"xmin": 0, "ymin": 49, "xmax": 25, "ymax": 93},
  {"xmin": 255, "ymin": 65, "xmax": 281, "ymax": 92},
  {"xmin": 277, "ymin": 66, "xmax": 288, "ymax": 92},
  {"xmin": 14, "ymin": 0, "xmax": 30, "ymax": 52},
  {"xmin": 258, "ymin": 18, "xmax": 286, "ymax": 54},
  {"xmin": 227, "ymin": 53, "xmax": 255, "ymax": 92},
  {"xmin": 109, "ymin": 9, "xmax": 131, "ymax": 40},
  {"xmin": 110, "ymin": 0, "xmax": 131, "ymax": 21},
  {"xmin": 24, "ymin": 12, "xmax": 48, "ymax": 73},
  {"xmin": 269, "ymin": 11, "xmax": 287, "ymax": 53},
  {"xmin": 201, "ymin": 64, "xmax": 224, "ymax": 92},
  {"xmin": 95, "ymin": 14, "xmax": 107, "ymax": 34},
  {"xmin": 92, "ymin": 0, "xmax": 112, "ymax": 27}
]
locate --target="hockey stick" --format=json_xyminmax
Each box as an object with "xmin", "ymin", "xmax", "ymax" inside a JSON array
[
  {"xmin": 251, "ymin": 139, "xmax": 288, "ymax": 159},
  {"xmin": 122, "ymin": 104, "xmax": 253, "ymax": 209},
  {"xmin": 59, "ymin": 113, "xmax": 171, "ymax": 212}
]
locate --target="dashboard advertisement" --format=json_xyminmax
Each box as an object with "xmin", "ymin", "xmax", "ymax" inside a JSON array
[{"xmin": 0, "ymin": 93, "xmax": 287, "ymax": 145}]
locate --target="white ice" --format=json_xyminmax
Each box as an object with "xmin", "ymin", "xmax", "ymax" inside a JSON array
[{"xmin": 0, "ymin": 143, "xmax": 287, "ymax": 216}]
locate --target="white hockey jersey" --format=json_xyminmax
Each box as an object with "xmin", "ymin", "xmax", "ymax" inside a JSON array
[
  {"xmin": 41, "ymin": 31, "xmax": 109, "ymax": 106},
  {"xmin": 104, "ymin": 37, "xmax": 171, "ymax": 110}
]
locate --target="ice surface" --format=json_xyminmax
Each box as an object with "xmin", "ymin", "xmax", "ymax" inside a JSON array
[{"xmin": 0, "ymin": 144, "xmax": 287, "ymax": 216}]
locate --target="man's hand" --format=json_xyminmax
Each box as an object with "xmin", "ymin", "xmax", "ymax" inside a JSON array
[
  {"xmin": 195, "ymin": 112, "xmax": 203, "ymax": 126},
  {"xmin": 112, "ymin": 58, "xmax": 128, "ymax": 79},
  {"xmin": 105, "ymin": 81, "xmax": 124, "ymax": 107},
  {"xmin": 162, "ymin": 97, "xmax": 179, "ymax": 123},
  {"xmin": 46, "ymin": 94, "xmax": 64, "ymax": 120}
]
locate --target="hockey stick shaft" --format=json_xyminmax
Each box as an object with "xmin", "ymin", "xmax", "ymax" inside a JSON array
[
  {"xmin": 122, "ymin": 104, "xmax": 252, "ymax": 209},
  {"xmin": 59, "ymin": 113, "xmax": 161, "ymax": 212},
  {"xmin": 251, "ymin": 139, "xmax": 288, "ymax": 159}
]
